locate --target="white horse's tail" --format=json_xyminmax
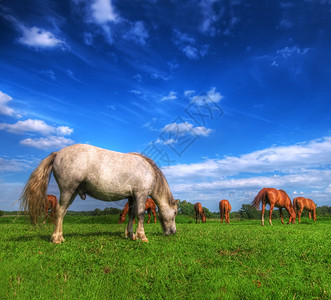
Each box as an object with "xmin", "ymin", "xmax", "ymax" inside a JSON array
[{"xmin": 20, "ymin": 152, "xmax": 57, "ymax": 224}]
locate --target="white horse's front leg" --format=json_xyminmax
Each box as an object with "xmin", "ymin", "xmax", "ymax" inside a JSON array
[
  {"xmin": 135, "ymin": 216, "xmax": 148, "ymax": 242},
  {"xmin": 135, "ymin": 196, "xmax": 148, "ymax": 242}
]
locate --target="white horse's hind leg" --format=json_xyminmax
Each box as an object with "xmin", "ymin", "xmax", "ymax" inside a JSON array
[
  {"xmin": 135, "ymin": 194, "xmax": 148, "ymax": 242},
  {"xmin": 125, "ymin": 197, "xmax": 136, "ymax": 240},
  {"xmin": 51, "ymin": 205, "xmax": 66, "ymax": 244},
  {"xmin": 51, "ymin": 191, "xmax": 75, "ymax": 244}
]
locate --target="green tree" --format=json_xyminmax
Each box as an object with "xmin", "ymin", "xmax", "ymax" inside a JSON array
[
  {"xmin": 239, "ymin": 204, "xmax": 260, "ymax": 219},
  {"xmin": 103, "ymin": 207, "xmax": 122, "ymax": 215},
  {"xmin": 93, "ymin": 208, "xmax": 102, "ymax": 216},
  {"xmin": 177, "ymin": 200, "xmax": 195, "ymax": 216},
  {"xmin": 203, "ymin": 207, "xmax": 213, "ymax": 218},
  {"xmin": 316, "ymin": 206, "xmax": 331, "ymax": 216}
]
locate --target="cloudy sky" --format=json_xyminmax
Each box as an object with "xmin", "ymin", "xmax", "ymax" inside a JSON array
[{"xmin": 0, "ymin": 0, "xmax": 330, "ymax": 213}]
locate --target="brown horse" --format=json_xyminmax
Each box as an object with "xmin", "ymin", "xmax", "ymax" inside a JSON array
[
  {"xmin": 194, "ymin": 202, "xmax": 206, "ymax": 223},
  {"xmin": 219, "ymin": 199, "xmax": 231, "ymax": 224},
  {"xmin": 252, "ymin": 188, "xmax": 296, "ymax": 226},
  {"xmin": 43, "ymin": 195, "xmax": 58, "ymax": 224},
  {"xmin": 293, "ymin": 197, "xmax": 317, "ymax": 223},
  {"xmin": 119, "ymin": 197, "xmax": 157, "ymax": 224}
]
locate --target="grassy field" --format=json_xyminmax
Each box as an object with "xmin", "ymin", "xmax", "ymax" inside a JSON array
[{"xmin": 0, "ymin": 215, "xmax": 330, "ymax": 299}]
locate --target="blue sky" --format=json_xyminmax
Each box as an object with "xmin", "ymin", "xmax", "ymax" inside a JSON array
[{"xmin": 0, "ymin": 0, "xmax": 330, "ymax": 213}]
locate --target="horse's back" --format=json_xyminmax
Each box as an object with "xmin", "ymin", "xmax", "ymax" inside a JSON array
[
  {"xmin": 53, "ymin": 144, "xmax": 155, "ymax": 201},
  {"xmin": 220, "ymin": 199, "xmax": 231, "ymax": 211},
  {"xmin": 146, "ymin": 198, "xmax": 156, "ymax": 209},
  {"xmin": 47, "ymin": 194, "xmax": 57, "ymax": 202},
  {"xmin": 296, "ymin": 197, "xmax": 316, "ymax": 210}
]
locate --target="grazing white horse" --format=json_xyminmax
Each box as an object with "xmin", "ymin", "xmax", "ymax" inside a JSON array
[{"xmin": 20, "ymin": 144, "xmax": 178, "ymax": 244}]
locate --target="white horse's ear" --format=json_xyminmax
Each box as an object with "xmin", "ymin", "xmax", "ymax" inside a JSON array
[{"xmin": 175, "ymin": 199, "xmax": 179, "ymax": 205}]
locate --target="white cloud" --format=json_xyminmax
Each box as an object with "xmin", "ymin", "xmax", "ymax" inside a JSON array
[
  {"xmin": 170, "ymin": 170, "xmax": 331, "ymax": 193},
  {"xmin": 133, "ymin": 73, "xmax": 142, "ymax": 82},
  {"xmin": 1, "ymin": 10, "xmax": 64, "ymax": 49},
  {"xmin": 83, "ymin": 31, "xmax": 94, "ymax": 45},
  {"xmin": 155, "ymin": 138, "xmax": 177, "ymax": 145},
  {"xmin": 81, "ymin": 0, "xmax": 149, "ymax": 46},
  {"xmin": 40, "ymin": 70, "xmax": 56, "ymax": 81},
  {"xmin": 173, "ymin": 29, "xmax": 209, "ymax": 60},
  {"xmin": 184, "ymin": 90, "xmax": 195, "ymax": 97},
  {"xmin": 0, "ymin": 119, "xmax": 73, "ymax": 136},
  {"xmin": 162, "ymin": 121, "xmax": 212, "ymax": 137},
  {"xmin": 256, "ymin": 45, "xmax": 310, "ymax": 68},
  {"xmin": 276, "ymin": 46, "xmax": 309, "ymax": 59},
  {"xmin": 150, "ymin": 72, "xmax": 170, "ymax": 81},
  {"xmin": 191, "ymin": 126, "xmax": 212, "ymax": 137},
  {"xmin": 123, "ymin": 21, "xmax": 149, "ymax": 45},
  {"xmin": 174, "ymin": 29, "xmax": 196, "ymax": 44},
  {"xmin": 161, "ymin": 91, "xmax": 177, "ymax": 101},
  {"xmin": 199, "ymin": 0, "xmax": 240, "ymax": 37},
  {"xmin": 56, "ymin": 126, "xmax": 74, "ymax": 135},
  {"xmin": 199, "ymin": 0, "xmax": 220, "ymax": 36},
  {"xmin": 0, "ymin": 157, "xmax": 38, "ymax": 173},
  {"xmin": 164, "ymin": 137, "xmax": 331, "ymax": 179},
  {"xmin": 182, "ymin": 45, "xmax": 199, "ymax": 60},
  {"xmin": 19, "ymin": 26, "xmax": 64, "ymax": 48},
  {"xmin": 91, "ymin": 0, "xmax": 118, "ymax": 24},
  {"xmin": 162, "ymin": 137, "xmax": 331, "ymax": 210},
  {"xmin": 190, "ymin": 87, "xmax": 223, "ymax": 105},
  {"xmin": 20, "ymin": 136, "xmax": 75, "ymax": 150},
  {"xmin": 0, "ymin": 91, "xmax": 21, "ymax": 118}
]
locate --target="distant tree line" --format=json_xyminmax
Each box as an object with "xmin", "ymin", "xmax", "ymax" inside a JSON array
[
  {"xmin": 66, "ymin": 207, "xmax": 122, "ymax": 216},
  {"xmin": 92, "ymin": 207, "xmax": 122, "ymax": 216},
  {"xmin": 1, "ymin": 202, "xmax": 330, "ymax": 218}
]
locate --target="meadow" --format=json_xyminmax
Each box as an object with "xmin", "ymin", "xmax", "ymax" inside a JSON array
[{"xmin": 0, "ymin": 215, "xmax": 330, "ymax": 299}]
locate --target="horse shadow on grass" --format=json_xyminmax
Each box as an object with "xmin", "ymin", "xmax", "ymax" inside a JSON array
[{"xmin": 8, "ymin": 230, "xmax": 125, "ymax": 243}]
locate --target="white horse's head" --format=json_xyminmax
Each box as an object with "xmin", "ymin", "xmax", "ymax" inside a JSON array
[{"xmin": 159, "ymin": 199, "xmax": 178, "ymax": 235}]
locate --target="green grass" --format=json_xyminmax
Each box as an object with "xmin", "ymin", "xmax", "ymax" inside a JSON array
[{"xmin": 0, "ymin": 215, "xmax": 330, "ymax": 299}]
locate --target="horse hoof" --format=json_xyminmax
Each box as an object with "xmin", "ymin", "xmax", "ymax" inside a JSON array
[
  {"xmin": 51, "ymin": 239, "xmax": 62, "ymax": 244},
  {"xmin": 51, "ymin": 235, "xmax": 65, "ymax": 244}
]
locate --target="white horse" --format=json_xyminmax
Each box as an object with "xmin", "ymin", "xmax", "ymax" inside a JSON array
[{"xmin": 20, "ymin": 144, "xmax": 178, "ymax": 244}]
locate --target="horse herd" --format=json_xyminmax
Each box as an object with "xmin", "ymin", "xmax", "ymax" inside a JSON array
[
  {"xmin": 20, "ymin": 144, "xmax": 317, "ymax": 244},
  {"xmin": 194, "ymin": 200, "xmax": 231, "ymax": 224},
  {"xmin": 43, "ymin": 188, "xmax": 316, "ymax": 227}
]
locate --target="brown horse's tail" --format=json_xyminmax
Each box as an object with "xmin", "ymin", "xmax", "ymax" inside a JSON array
[
  {"xmin": 252, "ymin": 188, "xmax": 268, "ymax": 210},
  {"xmin": 292, "ymin": 198, "xmax": 297, "ymax": 213},
  {"xmin": 20, "ymin": 152, "xmax": 57, "ymax": 224},
  {"xmin": 220, "ymin": 204, "xmax": 225, "ymax": 220}
]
